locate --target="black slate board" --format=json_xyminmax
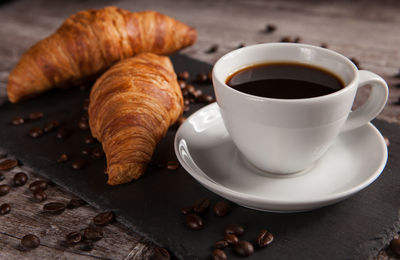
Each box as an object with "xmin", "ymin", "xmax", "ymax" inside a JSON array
[{"xmin": 0, "ymin": 53, "xmax": 399, "ymax": 260}]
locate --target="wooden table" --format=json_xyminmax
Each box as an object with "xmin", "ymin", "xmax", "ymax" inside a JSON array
[{"xmin": 0, "ymin": 0, "xmax": 399, "ymax": 259}]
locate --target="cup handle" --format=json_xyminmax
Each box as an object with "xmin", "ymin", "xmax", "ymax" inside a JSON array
[{"xmin": 341, "ymin": 70, "xmax": 388, "ymax": 132}]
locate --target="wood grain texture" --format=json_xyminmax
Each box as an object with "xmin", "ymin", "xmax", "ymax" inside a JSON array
[{"xmin": 0, "ymin": 0, "xmax": 399, "ymax": 259}]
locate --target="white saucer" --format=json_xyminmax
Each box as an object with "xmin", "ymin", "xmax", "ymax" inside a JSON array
[{"xmin": 174, "ymin": 103, "xmax": 388, "ymax": 212}]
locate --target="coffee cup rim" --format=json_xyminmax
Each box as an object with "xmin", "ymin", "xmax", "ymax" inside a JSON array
[{"xmin": 212, "ymin": 43, "xmax": 359, "ymax": 103}]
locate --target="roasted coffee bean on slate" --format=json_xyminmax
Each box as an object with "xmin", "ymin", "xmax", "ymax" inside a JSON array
[
  {"xmin": 0, "ymin": 203, "xmax": 11, "ymax": 215},
  {"xmin": 181, "ymin": 206, "xmax": 193, "ymax": 215},
  {"xmin": 0, "ymin": 159, "xmax": 18, "ymax": 171},
  {"xmin": 43, "ymin": 120, "xmax": 60, "ymax": 133},
  {"xmin": 56, "ymin": 128, "xmax": 70, "ymax": 140},
  {"xmin": 81, "ymin": 148, "xmax": 91, "ymax": 155},
  {"xmin": 57, "ymin": 153, "xmax": 69, "ymax": 163},
  {"xmin": 78, "ymin": 120, "xmax": 89, "ymax": 130},
  {"xmin": 234, "ymin": 240, "xmax": 254, "ymax": 257},
  {"xmin": 206, "ymin": 44, "xmax": 219, "ymax": 53},
  {"xmin": 224, "ymin": 233, "xmax": 239, "ymax": 245},
  {"xmin": 13, "ymin": 172, "xmax": 28, "ymax": 186},
  {"xmin": 43, "ymin": 202, "xmax": 66, "ymax": 214},
  {"xmin": 265, "ymin": 24, "xmax": 276, "ymax": 33},
  {"xmin": 21, "ymin": 234, "xmax": 40, "ymax": 249},
  {"xmin": 197, "ymin": 94, "xmax": 215, "ymax": 103},
  {"xmin": 67, "ymin": 198, "xmax": 87, "ymax": 209},
  {"xmin": 166, "ymin": 160, "xmax": 179, "ymax": 170},
  {"xmin": 178, "ymin": 71, "xmax": 190, "ymax": 80},
  {"xmin": 390, "ymin": 238, "xmax": 400, "ymax": 256},
  {"xmin": 29, "ymin": 112, "xmax": 43, "ymax": 121},
  {"xmin": 197, "ymin": 73, "xmax": 208, "ymax": 83},
  {"xmin": 178, "ymin": 80, "xmax": 187, "ymax": 89},
  {"xmin": 93, "ymin": 211, "xmax": 114, "ymax": 226},
  {"xmin": 34, "ymin": 190, "xmax": 47, "ymax": 202},
  {"xmin": 320, "ymin": 43, "xmax": 328, "ymax": 48},
  {"xmin": 184, "ymin": 105, "xmax": 190, "ymax": 112},
  {"xmin": 71, "ymin": 159, "xmax": 86, "ymax": 170},
  {"xmin": 214, "ymin": 200, "xmax": 231, "ymax": 217},
  {"xmin": 66, "ymin": 231, "xmax": 82, "ymax": 245},
  {"xmin": 224, "ymin": 224, "xmax": 244, "ymax": 236},
  {"xmin": 29, "ymin": 127, "xmax": 44, "ymax": 138},
  {"xmin": 193, "ymin": 198, "xmax": 210, "ymax": 213},
  {"xmin": 384, "ymin": 136, "xmax": 390, "ymax": 146},
  {"xmin": 80, "ymin": 241, "xmax": 93, "ymax": 251},
  {"xmin": 11, "ymin": 117, "xmax": 24, "ymax": 125},
  {"xmin": 256, "ymin": 229, "xmax": 274, "ymax": 247},
  {"xmin": 212, "ymin": 249, "xmax": 227, "ymax": 260},
  {"xmin": 184, "ymin": 214, "xmax": 203, "ymax": 230},
  {"xmin": 83, "ymin": 226, "xmax": 103, "ymax": 241},
  {"xmin": 91, "ymin": 147, "xmax": 104, "ymax": 158},
  {"xmin": 85, "ymin": 136, "xmax": 95, "ymax": 144},
  {"xmin": 0, "ymin": 172, "xmax": 4, "ymax": 182},
  {"xmin": 29, "ymin": 180, "xmax": 48, "ymax": 192},
  {"xmin": 0, "ymin": 184, "xmax": 10, "ymax": 196},
  {"xmin": 237, "ymin": 43, "xmax": 246, "ymax": 49},
  {"xmin": 215, "ymin": 240, "xmax": 229, "ymax": 249}
]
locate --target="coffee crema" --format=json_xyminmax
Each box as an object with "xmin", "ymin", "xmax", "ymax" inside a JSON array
[{"xmin": 226, "ymin": 62, "xmax": 345, "ymax": 99}]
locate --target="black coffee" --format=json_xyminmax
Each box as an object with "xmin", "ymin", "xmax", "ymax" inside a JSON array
[{"xmin": 226, "ymin": 62, "xmax": 344, "ymax": 99}]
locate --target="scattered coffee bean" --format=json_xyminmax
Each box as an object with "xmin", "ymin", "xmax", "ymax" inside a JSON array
[
  {"xmin": 184, "ymin": 98, "xmax": 190, "ymax": 105},
  {"xmin": 206, "ymin": 44, "xmax": 219, "ymax": 54},
  {"xmin": 11, "ymin": 117, "xmax": 24, "ymax": 125},
  {"xmin": 293, "ymin": 36, "xmax": 302, "ymax": 43},
  {"xmin": 177, "ymin": 117, "xmax": 186, "ymax": 126},
  {"xmin": 57, "ymin": 153, "xmax": 69, "ymax": 163},
  {"xmin": 66, "ymin": 231, "xmax": 82, "ymax": 245},
  {"xmin": 193, "ymin": 198, "xmax": 210, "ymax": 214},
  {"xmin": 29, "ymin": 127, "xmax": 44, "ymax": 138},
  {"xmin": 233, "ymin": 240, "xmax": 254, "ymax": 257},
  {"xmin": 265, "ymin": 24, "xmax": 276, "ymax": 33},
  {"xmin": 214, "ymin": 201, "xmax": 231, "ymax": 217},
  {"xmin": 13, "ymin": 172, "xmax": 28, "ymax": 186},
  {"xmin": 78, "ymin": 120, "xmax": 89, "ymax": 130},
  {"xmin": 184, "ymin": 105, "xmax": 190, "ymax": 112},
  {"xmin": 83, "ymin": 226, "xmax": 103, "ymax": 241},
  {"xmin": 280, "ymin": 36, "xmax": 291, "ymax": 42},
  {"xmin": 81, "ymin": 114, "xmax": 89, "ymax": 121},
  {"xmin": 178, "ymin": 71, "xmax": 190, "ymax": 80},
  {"xmin": 33, "ymin": 190, "xmax": 47, "ymax": 202},
  {"xmin": 0, "ymin": 203, "xmax": 11, "ymax": 215},
  {"xmin": 93, "ymin": 211, "xmax": 114, "ymax": 226},
  {"xmin": 56, "ymin": 128, "xmax": 70, "ymax": 140},
  {"xmin": 0, "ymin": 184, "xmax": 10, "ymax": 196},
  {"xmin": 394, "ymin": 97, "xmax": 400, "ymax": 105},
  {"xmin": 196, "ymin": 73, "xmax": 208, "ymax": 83},
  {"xmin": 256, "ymin": 229, "xmax": 274, "ymax": 248},
  {"xmin": 79, "ymin": 240, "xmax": 93, "ymax": 251},
  {"xmin": 43, "ymin": 202, "xmax": 66, "ymax": 214},
  {"xmin": 82, "ymin": 99, "xmax": 90, "ymax": 111},
  {"xmin": 91, "ymin": 147, "xmax": 104, "ymax": 158},
  {"xmin": 197, "ymin": 94, "xmax": 215, "ymax": 103},
  {"xmin": 43, "ymin": 120, "xmax": 60, "ymax": 133},
  {"xmin": 224, "ymin": 224, "xmax": 244, "ymax": 236},
  {"xmin": 181, "ymin": 206, "xmax": 193, "ymax": 215},
  {"xmin": 393, "ymin": 69, "xmax": 400, "ymax": 78},
  {"xmin": 320, "ymin": 43, "xmax": 328, "ymax": 48},
  {"xmin": 212, "ymin": 249, "xmax": 227, "ymax": 260},
  {"xmin": 190, "ymin": 89, "xmax": 203, "ymax": 99},
  {"xmin": 207, "ymin": 71, "xmax": 212, "ymax": 81},
  {"xmin": 29, "ymin": 112, "xmax": 43, "ymax": 121},
  {"xmin": 350, "ymin": 57, "xmax": 360, "ymax": 69},
  {"xmin": 184, "ymin": 214, "xmax": 203, "ymax": 230},
  {"xmin": 178, "ymin": 80, "xmax": 187, "ymax": 89},
  {"xmin": 29, "ymin": 180, "xmax": 48, "ymax": 192},
  {"xmin": 67, "ymin": 198, "xmax": 87, "ymax": 209},
  {"xmin": 182, "ymin": 88, "xmax": 189, "ymax": 97},
  {"xmin": 0, "ymin": 172, "xmax": 4, "ymax": 182},
  {"xmin": 390, "ymin": 238, "xmax": 400, "ymax": 256},
  {"xmin": 384, "ymin": 136, "xmax": 390, "ymax": 146},
  {"xmin": 215, "ymin": 240, "xmax": 229, "ymax": 249},
  {"xmin": 166, "ymin": 160, "xmax": 179, "ymax": 170},
  {"xmin": 0, "ymin": 159, "xmax": 18, "ymax": 170},
  {"xmin": 71, "ymin": 159, "xmax": 86, "ymax": 170},
  {"xmin": 186, "ymin": 84, "xmax": 196, "ymax": 94},
  {"xmin": 81, "ymin": 148, "xmax": 91, "ymax": 155},
  {"xmin": 224, "ymin": 233, "xmax": 239, "ymax": 245},
  {"xmin": 85, "ymin": 136, "xmax": 95, "ymax": 144},
  {"xmin": 21, "ymin": 234, "xmax": 40, "ymax": 249},
  {"xmin": 237, "ymin": 43, "xmax": 246, "ymax": 49}
]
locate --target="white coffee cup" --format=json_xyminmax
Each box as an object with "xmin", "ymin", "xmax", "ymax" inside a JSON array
[{"xmin": 212, "ymin": 43, "xmax": 388, "ymax": 174}]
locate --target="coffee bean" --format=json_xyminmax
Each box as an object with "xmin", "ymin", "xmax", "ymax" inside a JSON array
[
  {"xmin": 265, "ymin": 24, "xmax": 276, "ymax": 33},
  {"xmin": 166, "ymin": 160, "xmax": 179, "ymax": 170},
  {"xmin": 394, "ymin": 70, "xmax": 400, "ymax": 78},
  {"xmin": 43, "ymin": 202, "xmax": 66, "ymax": 214},
  {"xmin": 280, "ymin": 36, "xmax": 291, "ymax": 42},
  {"xmin": 320, "ymin": 43, "xmax": 328, "ymax": 48},
  {"xmin": 91, "ymin": 147, "xmax": 104, "ymax": 158},
  {"xmin": 81, "ymin": 148, "xmax": 91, "ymax": 155},
  {"xmin": 13, "ymin": 172, "xmax": 28, "ymax": 186},
  {"xmin": 29, "ymin": 112, "xmax": 43, "ymax": 121},
  {"xmin": 11, "ymin": 117, "xmax": 24, "ymax": 125},
  {"xmin": 237, "ymin": 43, "xmax": 246, "ymax": 49},
  {"xmin": 0, "ymin": 172, "xmax": 4, "ymax": 182},
  {"xmin": 66, "ymin": 231, "xmax": 82, "ymax": 245},
  {"xmin": 29, "ymin": 180, "xmax": 48, "ymax": 192},
  {"xmin": 82, "ymin": 99, "xmax": 90, "ymax": 111},
  {"xmin": 178, "ymin": 80, "xmax": 187, "ymax": 89},
  {"xmin": 178, "ymin": 71, "xmax": 190, "ymax": 80},
  {"xmin": 78, "ymin": 120, "xmax": 89, "ymax": 130},
  {"xmin": 207, "ymin": 71, "xmax": 212, "ymax": 81},
  {"xmin": 67, "ymin": 198, "xmax": 87, "ymax": 209},
  {"xmin": 197, "ymin": 94, "xmax": 215, "ymax": 104},
  {"xmin": 196, "ymin": 73, "xmax": 208, "ymax": 83},
  {"xmin": 0, "ymin": 203, "xmax": 11, "ymax": 215},
  {"xmin": 182, "ymin": 88, "xmax": 189, "ymax": 97},
  {"xmin": 0, "ymin": 159, "xmax": 18, "ymax": 170},
  {"xmin": 57, "ymin": 153, "xmax": 69, "ymax": 163},
  {"xmin": 29, "ymin": 127, "xmax": 44, "ymax": 138},
  {"xmin": 212, "ymin": 249, "xmax": 227, "ymax": 260},
  {"xmin": 43, "ymin": 120, "xmax": 60, "ymax": 133},
  {"xmin": 186, "ymin": 84, "xmax": 196, "ymax": 94},
  {"xmin": 215, "ymin": 240, "xmax": 229, "ymax": 249},
  {"xmin": 93, "ymin": 211, "xmax": 114, "ymax": 226},
  {"xmin": 394, "ymin": 97, "xmax": 400, "ymax": 106},
  {"xmin": 85, "ymin": 136, "xmax": 95, "ymax": 144},
  {"xmin": 21, "ymin": 234, "xmax": 40, "ymax": 249},
  {"xmin": 79, "ymin": 240, "xmax": 93, "ymax": 251},
  {"xmin": 71, "ymin": 159, "xmax": 86, "ymax": 170},
  {"xmin": 384, "ymin": 136, "xmax": 390, "ymax": 146},
  {"xmin": 0, "ymin": 184, "xmax": 10, "ymax": 196},
  {"xmin": 181, "ymin": 206, "xmax": 193, "ymax": 215},
  {"xmin": 190, "ymin": 89, "xmax": 203, "ymax": 99},
  {"xmin": 81, "ymin": 114, "xmax": 89, "ymax": 121},
  {"xmin": 193, "ymin": 198, "xmax": 210, "ymax": 213},
  {"xmin": 177, "ymin": 117, "xmax": 186, "ymax": 126},
  {"xmin": 224, "ymin": 224, "xmax": 244, "ymax": 236},
  {"xmin": 206, "ymin": 44, "xmax": 219, "ymax": 54},
  {"xmin": 184, "ymin": 214, "xmax": 203, "ymax": 230},
  {"xmin": 233, "ymin": 240, "xmax": 254, "ymax": 257},
  {"xmin": 56, "ymin": 128, "xmax": 70, "ymax": 140},
  {"xmin": 83, "ymin": 226, "xmax": 103, "ymax": 241},
  {"xmin": 224, "ymin": 233, "xmax": 239, "ymax": 245},
  {"xmin": 214, "ymin": 201, "xmax": 231, "ymax": 217},
  {"xmin": 33, "ymin": 190, "xmax": 47, "ymax": 202},
  {"xmin": 293, "ymin": 36, "xmax": 302, "ymax": 43},
  {"xmin": 184, "ymin": 99, "xmax": 190, "ymax": 106},
  {"xmin": 350, "ymin": 57, "xmax": 360, "ymax": 69},
  {"xmin": 184, "ymin": 105, "xmax": 190, "ymax": 112},
  {"xmin": 390, "ymin": 238, "xmax": 400, "ymax": 256},
  {"xmin": 256, "ymin": 229, "xmax": 274, "ymax": 248}
]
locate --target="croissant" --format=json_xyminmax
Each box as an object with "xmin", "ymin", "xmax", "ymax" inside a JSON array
[
  {"xmin": 7, "ymin": 6, "xmax": 196, "ymax": 103},
  {"xmin": 89, "ymin": 53, "xmax": 183, "ymax": 185}
]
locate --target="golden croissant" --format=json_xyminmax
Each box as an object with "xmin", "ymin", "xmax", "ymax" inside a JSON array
[
  {"xmin": 89, "ymin": 53, "xmax": 183, "ymax": 185},
  {"xmin": 7, "ymin": 6, "xmax": 196, "ymax": 103}
]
